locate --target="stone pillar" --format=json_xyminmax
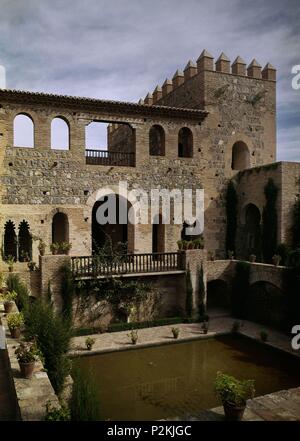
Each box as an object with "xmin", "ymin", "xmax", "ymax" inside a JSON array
[{"xmin": 182, "ymin": 249, "xmax": 207, "ymax": 317}]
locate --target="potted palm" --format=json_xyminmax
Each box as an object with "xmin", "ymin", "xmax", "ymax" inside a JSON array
[
  {"xmin": 7, "ymin": 312, "xmax": 23, "ymax": 338},
  {"xmin": 272, "ymin": 254, "xmax": 281, "ymax": 266},
  {"xmin": 85, "ymin": 337, "xmax": 95, "ymax": 351},
  {"xmin": 15, "ymin": 342, "xmax": 40, "ymax": 379},
  {"xmin": 3, "ymin": 290, "xmax": 17, "ymax": 313},
  {"xmin": 127, "ymin": 329, "xmax": 138, "ymax": 345},
  {"xmin": 249, "ymin": 254, "xmax": 256, "ymax": 263},
  {"xmin": 215, "ymin": 372, "xmax": 255, "ymax": 421},
  {"xmin": 61, "ymin": 242, "xmax": 72, "ymax": 255}
]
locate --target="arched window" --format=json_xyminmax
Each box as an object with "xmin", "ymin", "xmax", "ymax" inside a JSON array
[
  {"xmin": 13, "ymin": 114, "xmax": 34, "ymax": 148},
  {"xmin": 149, "ymin": 125, "xmax": 165, "ymax": 156},
  {"xmin": 52, "ymin": 212, "xmax": 69, "ymax": 244},
  {"xmin": 231, "ymin": 141, "xmax": 250, "ymax": 170},
  {"xmin": 4, "ymin": 220, "xmax": 17, "ymax": 260},
  {"xmin": 178, "ymin": 127, "xmax": 193, "ymax": 158},
  {"xmin": 51, "ymin": 117, "xmax": 69, "ymax": 150},
  {"xmin": 18, "ymin": 220, "xmax": 32, "ymax": 262}
]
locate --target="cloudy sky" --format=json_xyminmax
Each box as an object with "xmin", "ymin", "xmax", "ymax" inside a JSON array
[{"xmin": 0, "ymin": 0, "xmax": 299, "ymax": 159}]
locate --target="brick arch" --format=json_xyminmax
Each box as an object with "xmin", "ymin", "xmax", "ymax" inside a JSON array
[
  {"xmin": 248, "ymin": 264, "xmax": 284, "ymax": 291},
  {"xmin": 224, "ymin": 133, "xmax": 254, "ymax": 177}
]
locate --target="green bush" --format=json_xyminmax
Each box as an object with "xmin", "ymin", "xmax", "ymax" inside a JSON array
[
  {"xmin": 185, "ymin": 268, "xmax": 193, "ymax": 317},
  {"xmin": 23, "ymin": 299, "xmax": 73, "ymax": 395},
  {"xmin": 70, "ymin": 368, "xmax": 100, "ymax": 421},
  {"xmin": 45, "ymin": 403, "xmax": 71, "ymax": 421},
  {"xmin": 6, "ymin": 274, "xmax": 30, "ymax": 311}
]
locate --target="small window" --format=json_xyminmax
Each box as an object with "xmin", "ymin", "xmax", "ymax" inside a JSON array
[
  {"xmin": 51, "ymin": 117, "xmax": 69, "ymax": 150},
  {"xmin": 178, "ymin": 127, "xmax": 193, "ymax": 158},
  {"xmin": 231, "ymin": 141, "xmax": 250, "ymax": 170},
  {"xmin": 149, "ymin": 125, "xmax": 165, "ymax": 156},
  {"xmin": 13, "ymin": 114, "xmax": 34, "ymax": 148}
]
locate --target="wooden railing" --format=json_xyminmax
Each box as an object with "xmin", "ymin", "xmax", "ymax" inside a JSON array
[
  {"xmin": 85, "ymin": 149, "xmax": 135, "ymax": 167},
  {"xmin": 71, "ymin": 252, "xmax": 182, "ymax": 278}
]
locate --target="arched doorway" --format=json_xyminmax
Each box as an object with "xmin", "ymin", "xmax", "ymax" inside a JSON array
[
  {"xmin": 207, "ymin": 279, "xmax": 230, "ymax": 312},
  {"xmin": 152, "ymin": 214, "xmax": 165, "ymax": 254},
  {"xmin": 18, "ymin": 220, "xmax": 32, "ymax": 262},
  {"xmin": 231, "ymin": 141, "xmax": 250, "ymax": 170},
  {"xmin": 92, "ymin": 194, "xmax": 134, "ymax": 254},
  {"xmin": 52, "ymin": 212, "xmax": 69, "ymax": 244},
  {"xmin": 3, "ymin": 220, "xmax": 17, "ymax": 261},
  {"xmin": 244, "ymin": 203, "xmax": 261, "ymax": 259}
]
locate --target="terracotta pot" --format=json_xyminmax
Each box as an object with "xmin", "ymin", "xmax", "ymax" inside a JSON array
[
  {"xmin": 10, "ymin": 327, "xmax": 21, "ymax": 339},
  {"xmin": 4, "ymin": 301, "xmax": 14, "ymax": 313},
  {"xmin": 19, "ymin": 361, "xmax": 35, "ymax": 379},
  {"xmin": 223, "ymin": 401, "xmax": 246, "ymax": 421}
]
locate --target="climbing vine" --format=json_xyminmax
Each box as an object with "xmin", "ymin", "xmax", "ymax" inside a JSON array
[
  {"xmin": 262, "ymin": 178, "xmax": 278, "ymax": 263},
  {"xmin": 198, "ymin": 264, "xmax": 205, "ymax": 317},
  {"xmin": 225, "ymin": 180, "xmax": 238, "ymax": 255},
  {"xmin": 185, "ymin": 267, "xmax": 193, "ymax": 317}
]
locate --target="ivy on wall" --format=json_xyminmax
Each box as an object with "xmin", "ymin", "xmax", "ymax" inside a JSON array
[
  {"xmin": 225, "ymin": 180, "xmax": 238, "ymax": 255},
  {"xmin": 198, "ymin": 264, "xmax": 205, "ymax": 317},
  {"xmin": 262, "ymin": 178, "xmax": 278, "ymax": 263}
]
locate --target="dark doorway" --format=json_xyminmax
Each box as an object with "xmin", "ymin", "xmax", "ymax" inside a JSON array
[
  {"xmin": 52, "ymin": 212, "xmax": 69, "ymax": 244},
  {"xmin": 207, "ymin": 279, "xmax": 230, "ymax": 310},
  {"xmin": 92, "ymin": 195, "xmax": 133, "ymax": 254}
]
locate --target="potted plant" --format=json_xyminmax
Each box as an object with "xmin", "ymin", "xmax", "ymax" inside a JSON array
[
  {"xmin": 172, "ymin": 327, "xmax": 180, "ymax": 339},
  {"xmin": 228, "ymin": 250, "xmax": 234, "ymax": 260},
  {"xmin": 259, "ymin": 330, "xmax": 268, "ymax": 342},
  {"xmin": 3, "ymin": 290, "xmax": 17, "ymax": 313},
  {"xmin": 60, "ymin": 242, "xmax": 72, "ymax": 255},
  {"xmin": 249, "ymin": 254, "xmax": 256, "ymax": 263},
  {"xmin": 85, "ymin": 337, "xmax": 95, "ymax": 351},
  {"xmin": 5, "ymin": 255, "xmax": 15, "ymax": 272},
  {"xmin": 272, "ymin": 254, "xmax": 281, "ymax": 266},
  {"xmin": 7, "ymin": 312, "xmax": 23, "ymax": 338},
  {"xmin": 38, "ymin": 239, "xmax": 46, "ymax": 256},
  {"xmin": 214, "ymin": 372, "xmax": 255, "ymax": 421},
  {"xmin": 209, "ymin": 252, "xmax": 215, "ymax": 261},
  {"xmin": 50, "ymin": 242, "xmax": 60, "ymax": 255},
  {"xmin": 127, "ymin": 329, "xmax": 138, "ymax": 345},
  {"xmin": 27, "ymin": 261, "xmax": 36, "ymax": 272},
  {"xmin": 202, "ymin": 321, "xmax": 209, "ymax": 334},
  {"xmin": 15, "ymin": 342, "xmax": 40, "ymax": 379},
  {"xmin": 177, "ymin": 240, "xmax": 183, "ymax": 250},
  {"xmin": 232, "ymin": 321, "xmax": 243, "ymax": 333}
]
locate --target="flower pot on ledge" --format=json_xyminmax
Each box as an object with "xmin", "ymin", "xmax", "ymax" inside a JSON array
[{"xmin": 19, "ymin": 361, "xmax": 35, "ymax": 379}]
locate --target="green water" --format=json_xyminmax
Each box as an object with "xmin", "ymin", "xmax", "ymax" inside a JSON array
[{"xmin": 73, "ymin": 335, "xmax": 300, "ymax": 421}]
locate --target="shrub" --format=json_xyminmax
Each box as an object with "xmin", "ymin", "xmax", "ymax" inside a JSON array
[
  {"xmin": 127, "ymin": 329, "xmax": 138, "ymax": 344},
  {"xmin": 185, "ymin": 268, "xmax": 193, "ymax": 317},
  {"xmin": 23, "ymin": 299, "xmax": 73, "ymax": 394},
  {"xmin": 61, "ymin": 264, "xmax": 74, "ymax": 321},
  {"xmin": 45, "ymin": 403, "xmax": 71, "ymax": 421},
  {"xmin": 70, "ymin": 368, "xmax": 100, "ymax": 421},
  {"xmin": 6, "ymin": 274, "xmax": 30, "ymax": 311},
  {"xmin": 172, "ymin": 327, "xmax": 180, "ymax": 339}
]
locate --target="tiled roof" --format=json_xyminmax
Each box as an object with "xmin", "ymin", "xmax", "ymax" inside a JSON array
[{"xmin": 0, "ymin": 88, "xmax": 208, "ymax": 121}]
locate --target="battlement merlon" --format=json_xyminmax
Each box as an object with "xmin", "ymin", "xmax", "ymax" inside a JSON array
[{"xmin": 141, "ymin": 50, "xmax": 276, "ymax": 110}]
